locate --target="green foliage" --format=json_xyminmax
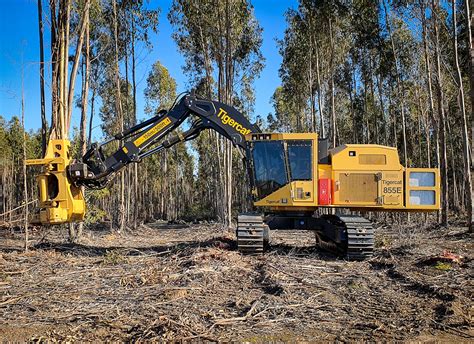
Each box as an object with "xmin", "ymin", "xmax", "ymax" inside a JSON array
[
  {"xmin": 434, "ymin": 261, "xmax": 451, "ymax": 271},
  {"xmin": 99, "ymin": 78, "xmax": 135, "ymax": 136},
  {"xmin": 144, "ymin": 61, "xmax": 177, "ymax": 113},
  {"xmin": 0, "ymin": 116, "xmax": 13, "ymax": 166},
  {"xmin": 168, "ymin": 0, "xmax": 264, "ymax": 103},
  {"xmin": 84, "ymin": 189, "xmax": 110, "ymax": 224},
  {"xmin": 267, "ymin": 87, "xmax": 299, "ymax": 132},
  {"xmin": 103, "ymin": 250, "xmax": 128, "ymax": 265},
  {"xmin": 0, "ymin": 116, "xmax": 42, "ymax": 213},
  {"xmin": 141, "ymin": 61, "xmax": 195, "ymax": 221}
]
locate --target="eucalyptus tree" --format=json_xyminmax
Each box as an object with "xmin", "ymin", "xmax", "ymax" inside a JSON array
[
  {"xmin": 278, "ymin": 0, "xmax": 353, "ymax": 144},
  {"xmin": 80, "ymin": 0, "xmax": 159, "ymax": 230},
  {"xmin": 169, "ymin": 0, "xmax": 264, "ymax": 226},
  {"xmin": 143, "ymin": 60, "xmax": 195, "ymax": 221},
  {"xmin": 145, "ymin": 61, "xmax": 177, "ymax": 114}
]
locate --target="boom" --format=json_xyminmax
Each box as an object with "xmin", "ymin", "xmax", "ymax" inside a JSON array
[{"xmin": 69, "ymin": 93, "xmax": 261, "ymax": 189}]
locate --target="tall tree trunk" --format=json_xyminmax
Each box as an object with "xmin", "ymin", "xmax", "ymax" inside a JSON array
[
  {"xmin": 376, "ymin": 71, "xmax": 387, "ymax": 145},
  {"xmin": 21, "ymin": 65, "xmax": 28, "ymax": 251},
  {"xmin": 224, "ymin": 0, "xmax": 233, "ymax": 227},
  {"xmin": 50, "ymin": 0, "xmax": 58, "ymax": 137},
  {"xmin": 453, "ymin": 0, "xmax": 472, "ymax": 231},
  {"xmin": 350, "ymin": 63, "xmax": 357, "ymax": 143},
  {"xmin": 76, "ymin": 2, "xmax": 90, "ymax": 242},
  {"xmin": 466, "ymin": 0, "xmax": 474, "ymax": 118},
  {"xmin": 464, "ymin": 0, "xmax": 474, "ymax": 231},
  {"xmin": 308, "ymin": 14, "xmax": 316, "ymax": 132},
  {"xmin": 59, "ymin": 0, "xmax": 70, "ymax": 138},
  {"xmin": 315, "ymin": 45, "xmax": 325, "ymax": 138},
  {"xmin": 432, "ymin": 0, "xmax": 449, "ymax": 226},
  {"xmin": 124, "ymin": 27, "xmax": 131, "ymax": 224},
  {"xmin": 112, "ymin": 0, "xmax": 125, "ymax": 232},
  {"xmin": 37, "ymin": 0, "xmax": 47, "ymax": 156},
  {"xmin": 66, "ymin": 0, "xmax": 89, "ymax": 129},
  {"xmin": 80, "ymin": 7, "xmax": 90, "ymax": 156},
  {"xmin": 131, "ymin": 15, "xmax": 139, "ymax": 229},
  {"xmin": 49, "ymin": 0, "xmax": 71, "ymax": 139},
  {"xmin": 383, "ymin": 0, "xmax": 408, "ymax": 166},
  {"xmin": 421, "ymin": 0, "xmax": 435, "ymax": 168},
  {"xmin": 87, "ymin": 67, "xmax": 98, "ymax": 146},
  {"xmin": 329, "ymin": 17, "xmax": 337, "ymax": 147}
]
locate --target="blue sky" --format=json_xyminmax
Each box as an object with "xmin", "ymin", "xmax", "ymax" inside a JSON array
[{"xmin": 0, "ymin": 0, "xmax": 297, "ymax": 139}]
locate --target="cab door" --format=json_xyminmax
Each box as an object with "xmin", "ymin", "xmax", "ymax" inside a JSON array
[{"xmin": 286, "ymin": 140, "xmax": 314, "ymax": 203}]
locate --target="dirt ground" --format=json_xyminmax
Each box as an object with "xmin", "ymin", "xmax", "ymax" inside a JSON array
[{"xmin": 0, "ymin": 219, "xmax": 472, "ymax": 342}]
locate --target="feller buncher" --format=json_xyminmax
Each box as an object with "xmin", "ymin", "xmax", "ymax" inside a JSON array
[{"xmin": 27, "ymin": 93, "xmax": 440, "ymax": 260}]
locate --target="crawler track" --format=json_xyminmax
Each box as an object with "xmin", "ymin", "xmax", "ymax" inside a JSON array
[
  {"xmin": 339, "ymin": 215, "xmax": 374, "ymax": 260},
  {"xmin": 236, "ymin": 214, "xmax": 268, "ymax": 254},
  {"xmin": 321, "ymin": 214, "xmax": 375, "ymax": 260}
]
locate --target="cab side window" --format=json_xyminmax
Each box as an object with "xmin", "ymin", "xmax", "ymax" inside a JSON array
[{"xmin": 287, "ymin": 140, "xmax": 312, "ymax": 181}]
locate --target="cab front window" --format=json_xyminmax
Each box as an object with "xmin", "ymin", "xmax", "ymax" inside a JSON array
[{"xmin": 251, "ymin": 141, "xmax": 288, "ymax": 199}]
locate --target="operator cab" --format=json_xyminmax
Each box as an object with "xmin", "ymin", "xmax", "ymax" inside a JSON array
[{"xmin": 246, "ymin": 133, "xmax": 319, "ymax": 207}]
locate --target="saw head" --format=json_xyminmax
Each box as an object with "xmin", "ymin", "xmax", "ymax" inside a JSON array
[{"xmin": 26, "ymin": 139, "xmax": 86, "ymax": 225}]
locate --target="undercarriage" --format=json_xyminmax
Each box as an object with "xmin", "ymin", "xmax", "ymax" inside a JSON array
[{"xmin": 236, "ymin": 212, "xmax": 375, "ymax": 260}]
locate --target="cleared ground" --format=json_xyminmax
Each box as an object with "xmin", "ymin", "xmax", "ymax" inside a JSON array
[{"xmin": 0, "ymin": 220, "xmax": 472, "ymax": 342}]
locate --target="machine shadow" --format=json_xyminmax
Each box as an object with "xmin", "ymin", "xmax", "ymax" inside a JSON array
[
  {"xmin": 32, "ymin": 236, "xmax": 237, "ymax": 258},
  {"xmin": 29, "ymin": 237, "xmax": 341, "ymax": 261},
  {"xmin": 266, "ymin": 242, "xmax": 341, "ymax": 261}
]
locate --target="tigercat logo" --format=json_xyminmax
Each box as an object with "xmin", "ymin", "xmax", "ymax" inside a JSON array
[
  {"xmin": 217, "ymin": 108, "xmax": 251, "ymax": 135},
  {"xmin": 134, "ymin": 117, "xmax": 172, "ymax": 147}
]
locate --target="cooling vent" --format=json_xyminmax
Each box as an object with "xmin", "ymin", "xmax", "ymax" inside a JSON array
[
  {"xmin": 339, "ymin": 173, "xmax": 378, "ymax": 203},
  {"xmin": 359, "ymin": 154, "xmax": 386, "ymax": 165}
]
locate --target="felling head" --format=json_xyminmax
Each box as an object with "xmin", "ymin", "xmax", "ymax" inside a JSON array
[{"xmin": 26, "ymin": 139, "xmax": 85, "ymax": 225}]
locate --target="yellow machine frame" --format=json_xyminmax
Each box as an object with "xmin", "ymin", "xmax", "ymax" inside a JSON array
[
  {"xmin": 26, "ymin": 139, "xmax": 85, "ymax": 224},
  {"xmin": 248, "ymin": 133, "xmax": 440, "ymax": 212}
]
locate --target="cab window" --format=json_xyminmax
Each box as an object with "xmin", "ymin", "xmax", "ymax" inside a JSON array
[
  {"xmin": 287, "ymin": 140, "xmax": 312, "ymax": 180},
  {"xmin": 251, "ymin": 141, "xmax": 288, "ymax": 199}
]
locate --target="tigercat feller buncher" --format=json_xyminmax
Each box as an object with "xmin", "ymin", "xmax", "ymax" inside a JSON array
[{"xmin": 27, "ymin": 93, "xmax": 440, "ymax": 260}]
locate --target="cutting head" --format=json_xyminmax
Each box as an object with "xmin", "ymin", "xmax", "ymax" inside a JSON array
[{"xmin": 26, "ymin": 139, "xmax": 86, "ymax": 225}]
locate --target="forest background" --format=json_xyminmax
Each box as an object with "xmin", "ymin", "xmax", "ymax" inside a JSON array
[{"xmin": 0, "ymin": 0, "xmax": 472, "ymax": 241}]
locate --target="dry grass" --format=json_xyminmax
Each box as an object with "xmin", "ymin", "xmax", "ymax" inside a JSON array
[{"xmin": 0, "ymin": 221, "xmax": 473, "ymax": 342}]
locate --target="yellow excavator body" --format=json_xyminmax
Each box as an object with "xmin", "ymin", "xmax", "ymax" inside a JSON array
[
  {"xmin": 248, "ymin": 133, "xmax": 440, "ymax": 212},
  {"xmin": 27, "ymin": 134, "xmax": 439, "ymax": 226},
  {"xmin": 26, "ymin": 139, "xmax": 85, "ymax": 225}
]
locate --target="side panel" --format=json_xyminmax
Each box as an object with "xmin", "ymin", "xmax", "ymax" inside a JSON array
[
  {"xmin": 330, "ymin": 145, "xmax": 406, "ymax": 209},
  {"xmin": 318, "ymin": 178, "xmax": 332, "ymax": 205},
  {"xmin": 333, "ymin": 172, "xmax": 381, "ymax": 206},
  {"xmin": 291, "ymin": 181, "xmax": 315, "ymax": 203},
  {"xmin": 380, "ymin": 171, "xmax": 404, "ymax": 206}
]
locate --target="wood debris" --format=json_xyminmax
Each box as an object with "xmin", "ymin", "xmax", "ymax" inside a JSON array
[{"xmin": 0, "ymin": 221, "xmax": 472, "ymax": 341}]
